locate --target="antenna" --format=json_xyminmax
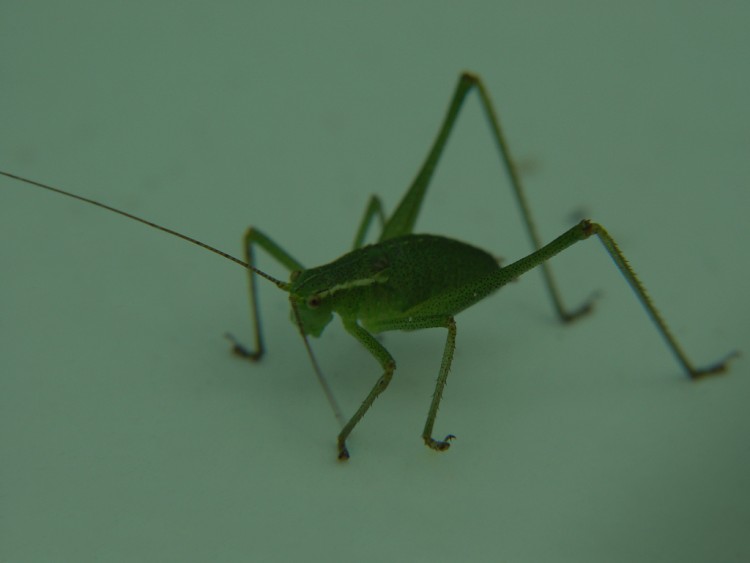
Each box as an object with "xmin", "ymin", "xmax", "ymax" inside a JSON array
[
  {"xmin": 0, "ymin": 170, "xmax": 288, "ymax": 289},
  {"xmin": 1, "ymin": 168, "xmax": 346, "ymax": 424}
]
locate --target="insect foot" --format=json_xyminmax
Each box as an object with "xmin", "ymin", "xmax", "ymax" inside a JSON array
[
  {"xmin": 424, "ymin": 434, "xmax": 456, "ymax": 452},
  {"xmin": 559, "ymin": 298, "xmax": 596, "ymax": 324},
  {"xmin": 688, "ymin": 350, "xmax": 740, "ymax": 380},
  {"xmin": 337, "ymin": 442, "xmax": 350, "ymax": 461},
  {"xmin": 224, "ymin": 332, "xmax": 263, "ymax": 362}
]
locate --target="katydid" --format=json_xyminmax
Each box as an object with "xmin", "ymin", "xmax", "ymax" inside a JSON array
[{"xmin": 1, "ymin": 72, "xmax": 736, "ymax": 461}]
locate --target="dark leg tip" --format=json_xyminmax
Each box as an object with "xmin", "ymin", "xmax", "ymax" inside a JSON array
[
  {"xmin": 224, "ymin": 332, "xmax": 262, "ymax": 362},
  {"xmin": 425, "ymin": 434, "xmax": 456, "ymax": 452},
  {"xmin": 560, "ymin": 291, "xmax": 601, "ymax": 324},
  {"xmin": 338, "ymin": 444, "xmax": 350, "ymax": 461},
  {"xmin": 690, "ymin": 350, "xmax": 740, "ymax": 380}
]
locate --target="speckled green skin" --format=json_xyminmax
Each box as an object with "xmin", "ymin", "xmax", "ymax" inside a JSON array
[{"xmin": 291, "ymin": 234, "xmax": 501, "ymax": 336}]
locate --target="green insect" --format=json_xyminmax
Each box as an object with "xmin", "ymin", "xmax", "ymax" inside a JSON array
[{"xmin": 1, "ymin": 72, "xmax": 736, "ymax": 460}]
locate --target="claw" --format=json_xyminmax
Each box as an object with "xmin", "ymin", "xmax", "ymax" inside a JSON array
[
  {"xmin": 690, "ymin": 350, "xmax": 740, "ymax": 380},
  {"xmin": 224, "ymin": 332, "xmax": 262, "ymax": 361},
  {"xmin": 425, "ymin": 434, "xmax": 456, "ymax": 452}
]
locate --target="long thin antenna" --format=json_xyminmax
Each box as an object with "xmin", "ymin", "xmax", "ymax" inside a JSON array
[
  {"xmin": 3, "ymin": 168, "xmax": 344, "ymax": 423},
  {"xmin": 0, "ymin": 169, "xmax": 288, "ymax": 289}
]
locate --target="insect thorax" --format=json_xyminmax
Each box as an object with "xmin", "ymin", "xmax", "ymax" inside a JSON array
[{"xmin": 291, "ymin": 234, "xmax": 501, "ymax": 330}]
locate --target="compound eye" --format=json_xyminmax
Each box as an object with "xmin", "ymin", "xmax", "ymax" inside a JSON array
[{"xmin": 307, "ymin": 295, "xmax": 322, "ymax": 309}]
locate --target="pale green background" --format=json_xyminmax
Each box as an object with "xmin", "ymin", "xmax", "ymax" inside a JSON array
[{"xmin": 1, "ymin": 2, "xmax": 748, "ymax": 562}]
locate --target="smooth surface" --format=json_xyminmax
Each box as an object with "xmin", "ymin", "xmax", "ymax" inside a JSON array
[{"xmin": 2, "ymin": 3, "xmax": 749, "ymax": 562}]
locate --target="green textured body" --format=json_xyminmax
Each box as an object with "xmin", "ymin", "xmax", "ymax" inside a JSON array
[{"xmin": 291, "ymin": 234, "xmax": 501, "ymax": 335}]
